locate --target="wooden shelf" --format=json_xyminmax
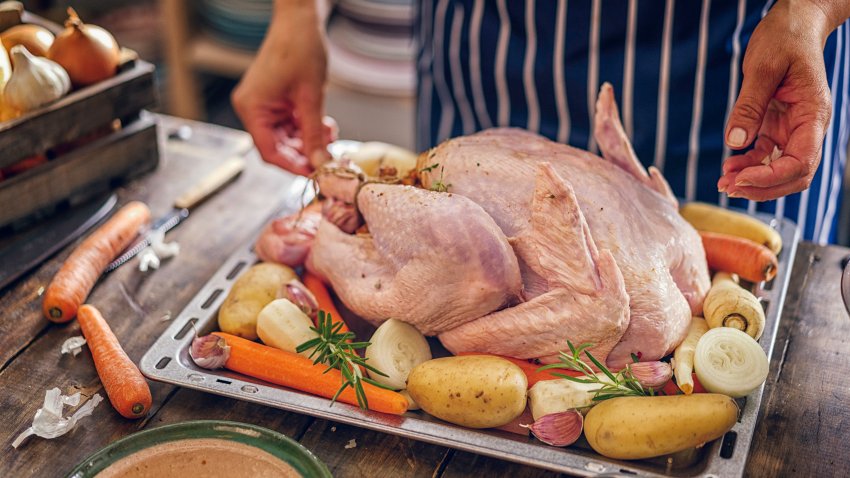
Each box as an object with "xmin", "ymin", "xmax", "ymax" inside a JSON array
[{"xmin": 187, "ymin": 35, "xmax": 256, "ymax": 79}]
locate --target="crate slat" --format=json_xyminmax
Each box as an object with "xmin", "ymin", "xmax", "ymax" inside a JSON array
[{"xmin": 0, "ymin": 117, "xmax": 159, "ymax": 227}]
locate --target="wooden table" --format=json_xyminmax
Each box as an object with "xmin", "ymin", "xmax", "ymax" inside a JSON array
[{"xmin": 2, "ymin": 115, "xmax": 848, "ymax": 477}]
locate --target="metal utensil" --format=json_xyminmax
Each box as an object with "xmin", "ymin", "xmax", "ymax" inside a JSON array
[
  {"xmin": 105, "ymin": 156, "xmax": 246, "ymax": 273},
  {"xmin": 0, "ymin": 193, "xmax": 117, "ymax": 290},
  {"xmin": 841, "ymin": 255, "xmax": 850, "ymax": 316}
]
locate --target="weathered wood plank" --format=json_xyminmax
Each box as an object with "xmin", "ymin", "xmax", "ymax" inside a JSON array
[
  {"xmin": 297, "ymin": 420, "xmax": 450, "ymax": 477},
  {"xmin": 146, "ymin": 388, "xmax": 315, "ymax": 440},
  {"xmin": 0, "ymin": 117, "xmax": 294, "ymax": 477},
  {"xmin": 441, "ymin": 451, "xmax": 565, "ymax": 478},
  {"xmin": 0, "ymin": 61, "xmax": 157, "ymax": 168},
  {"xmin": 0, "ymin": 118, "xmax": 159, "ymax": 227},
  {"xmin": 746, "ymin": 243, "xmax": 850, "ymax": 477}
]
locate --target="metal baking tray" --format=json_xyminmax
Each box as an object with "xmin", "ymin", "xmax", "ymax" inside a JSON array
[{"xmin": 141, "ymin": 174, "xmax": 800, "ymax": 477}]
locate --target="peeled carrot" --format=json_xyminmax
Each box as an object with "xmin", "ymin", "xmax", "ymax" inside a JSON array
[
  {"xmin": 303, "ymin": 271, "xmax": 350, "ymax": 333},
  {"xmin": 458, "ymin": 352, "xmax": 582, "ymax": 388},
  {"xmin": 77, "ymin": 305, "xmax": 152, "ymax": 419},
  {"xmin": 700, "ymin": 231, "xmax": 778, "ymax": 283},
  {"xmin": 43, "ymin": 201, "xmax": 151, "ymax": 322},
  {"xmin": 213, "ymin": 332, "xmax": 408, "ymax": 415}
]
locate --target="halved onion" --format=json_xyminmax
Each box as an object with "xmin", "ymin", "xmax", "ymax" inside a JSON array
[
  {"xmin": 694, "ymin": 327, "xmax": 768, "ymax": 398},
  {"xmin": 365, "ymin": 319, "xmax": 432, "ymax": 390}
]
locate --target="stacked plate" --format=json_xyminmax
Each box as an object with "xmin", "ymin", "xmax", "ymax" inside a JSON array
[
  {"xmin": 198, "ymin": 0, "xmax": 272, "ymax": 50},
  {"xmin": 327, "ymin": 0, "xmax": 416, "ymax": 97}
]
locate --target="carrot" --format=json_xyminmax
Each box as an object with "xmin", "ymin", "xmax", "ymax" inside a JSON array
[
  {"xmin": 77, "ymin": 305, "xmax": 152, "ymax": 419},
  {"xmin": 213, "ymin": 332, "xmax": 408, "ymax": 415},
  {"xmin": 43, "ymin": 201, "xmax": 151, "ymax": 322},
  {"xmin": 700, "ymin": 231, "xmax": 778, "ymax": 283},
  {"xmin": 661, "ymin": 373, "xmax": 706, "ymax": 396},
  {"xmin": 303, "ymin": 271, "xmax": 350, "ymax": 333},
  {"xmin": 458, "ymin": 352, "xmax": 582, "ymax": 388}
]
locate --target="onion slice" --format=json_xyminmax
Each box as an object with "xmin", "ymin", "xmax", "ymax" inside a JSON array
[
  {"xmin": 694, "ymin": 328, "xmax": 768, "ymax": 398},
  {"xmin": 365, "ymin": 319, "xmax": 432, "ymax": 390}
]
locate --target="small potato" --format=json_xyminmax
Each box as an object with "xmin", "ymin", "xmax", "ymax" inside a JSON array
[
  {"xmin": 584, "ymin": 394, "xmax": 738, "ymax": 460},
  {"xmin": 218, "ymin": 263, "xmax": 297, "ymax": 339},
  {"xmin": 406, "ymin": 355, "xmax": 527, "ymax": 429}
]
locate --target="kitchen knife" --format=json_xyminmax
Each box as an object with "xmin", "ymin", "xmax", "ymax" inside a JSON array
[
  {"xmin": 0, "ymin": 193, "xmax": 118, "ymax": 290},
  {"xmin": 105, "ymin": 156, "xmax": 246, "ymax": 273}
]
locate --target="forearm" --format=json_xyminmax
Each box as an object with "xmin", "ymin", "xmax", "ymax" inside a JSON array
[
  {"xmin": 778, "ymin": 0, "xmax": 850, "ymax": 36},
  {"xmin": 271, "ymin": 0, "xmax": 329, "ymax": 33}
]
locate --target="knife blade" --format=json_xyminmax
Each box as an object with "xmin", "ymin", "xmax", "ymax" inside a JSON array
[
  {"xmin": 0, "ymin": 193, "xmax": 118, "ymax": 290},
  {"xmin": 105, "ymin": 156, "xmax": 246, "ymax": 273}
]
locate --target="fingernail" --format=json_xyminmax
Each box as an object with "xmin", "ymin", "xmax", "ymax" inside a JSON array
[
  {"xmin": 735, "ymin": 179, "xmax": 752, "ymax": 187},
  {"xmin": 727, "ymin": 127, "xmax": 747, "ymax": 148},
  {"xmin": 718, "ymin": 184, "xmax": 727, "ymax": 193},
  {"xmin": 728, "ymin": 191, "xmax": 743, "ymax": 198}
]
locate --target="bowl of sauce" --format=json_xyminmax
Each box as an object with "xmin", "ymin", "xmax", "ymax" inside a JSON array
[{"xmin": 66, "ymin": 420, "xmax": 331, "ymax": 478}]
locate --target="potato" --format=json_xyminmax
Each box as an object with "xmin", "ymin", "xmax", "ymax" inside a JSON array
[
  {"xmin": 406, "ymin": 355, "xmax": 527, "ymax": 428},
  {"xmin": 584, "ymin": 394, "xmax": 738, "ymax": 460},
  {"xmin": 256, "ymin": 299, "xmax": 318, "ymax": 356},
  {"xmin": 217, "ymin": 263, "xmax": 297, "ymax": 340}
]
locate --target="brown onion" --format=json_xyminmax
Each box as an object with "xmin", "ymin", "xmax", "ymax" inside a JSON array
[
  {"xmin": 47, "ymin": 8, "xmax": 120, "ymax": 87},
  {"xmin": 1, "ymin": 24, "xmax": 54, "ymax": 58}
]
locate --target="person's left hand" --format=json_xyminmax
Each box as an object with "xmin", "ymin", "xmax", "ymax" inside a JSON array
[{"xmin": 718, "ymin": 1, "xmax": 834, "ymax": 201}]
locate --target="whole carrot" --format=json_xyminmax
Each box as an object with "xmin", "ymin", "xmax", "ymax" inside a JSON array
[
  {"xmin": 458, "ymin": 352, "xmax": 581, "ymax": 388},
  {"xmin": 700, "ymin": 231, "xmax": 778, "ymax": 283},
  {"xmin": 43, "ymin": 201, "xmax": 151, "ymax": 322},
  {"xmin": 303, "ymin": 271, "xmax": 350, "ymax": 333},
  {"xmin": 77, "ymin": 305, "xmax": 152, "ymax": 419},
  {"xmin": 212, "ymin": 332, "xmax": 408, "ymax": 415}
]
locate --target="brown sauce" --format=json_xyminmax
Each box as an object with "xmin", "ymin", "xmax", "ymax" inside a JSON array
[{"xmin": 95, "ymin": 438, "xmax": 302, "ymax": 478}]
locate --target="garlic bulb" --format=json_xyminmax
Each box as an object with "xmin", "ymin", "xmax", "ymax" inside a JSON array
[{"xmin": 3, "ymin": 45, "xmax": 70, "ymax": 112}]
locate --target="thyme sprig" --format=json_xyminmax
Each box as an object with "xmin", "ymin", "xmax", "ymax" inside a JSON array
[
  {"xmin": 537, "ymin": 341, "xmax": 654, "ymax": 401},
  {"xmin": 297, "ymin": 311, "xmax": 393, "ymax": 409}
]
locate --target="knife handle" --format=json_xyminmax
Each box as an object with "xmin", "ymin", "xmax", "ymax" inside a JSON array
[{"xmin": 174, "ymin": 157, "xmax": 246, "ymax": 210}]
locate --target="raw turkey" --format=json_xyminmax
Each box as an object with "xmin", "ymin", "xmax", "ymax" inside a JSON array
[{"xmin": 305, "ymin": 83, "xmax": 710, "ymax": 369}]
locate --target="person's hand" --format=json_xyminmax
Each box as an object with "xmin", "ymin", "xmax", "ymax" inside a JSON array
[
  {"xmin": 231, "ymin": 2, "xmax": 336, "ymax": 176},
  {"xmin": 718, "ymin": 1, "xmax": 835, "ymax": 201}
]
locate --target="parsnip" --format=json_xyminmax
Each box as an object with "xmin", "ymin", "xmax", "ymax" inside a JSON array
[
  {"xmin": 527, "ymin": 375, "xmax": 611, "ymax": 420},
  {"xmin": 680, "ymin": 202, "xmax": 782, "ymax": 254},
  {"xmin": 703, "ymin": 272, "xmax": 765, "ymax": 340},
  {"xmin": 256, "ymin": 299, "xmax": 318, "ymax": 357},
  {"xmin": 673, "ymin": 317, "xmax": 708, "ymax": 394}
]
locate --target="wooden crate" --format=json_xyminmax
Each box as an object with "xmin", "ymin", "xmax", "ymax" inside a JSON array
[{"xmin": 0, "ymin": 15, "xmax": 159, "ymax": 228}]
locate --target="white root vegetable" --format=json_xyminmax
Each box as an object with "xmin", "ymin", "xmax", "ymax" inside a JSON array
[
  {"xmin": 673, "ymin": 317, "xmax": 709, "ymax": 394},
  {"xmin": 527, "ymin": 375, "xmax": 611, "ymax": 420},
  {"xmin": 398, "ymin": 389, "xmax": 419, "ymax": 410},
  {"xmin": 703, "ymin": 272, "xmax": 766, "ymax": 340},
  {"xmin": 365, "ymin": 319, "xmax": 432, "ymax": 390},
  {"xmin": 256, "ymin": 299, "xmax": 319, "ymax": 357},
  {"xmin": 694, "ymin": 327, "xmax": 769, "ymax": 398}
]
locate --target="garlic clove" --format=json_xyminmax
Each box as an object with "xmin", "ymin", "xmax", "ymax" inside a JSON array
[
  {"xmin": 626, "ymin": 361, "xmax": 673, "ymax": 390},
  {"xmin": 190, "ymin": 334, "xmax": 230, "ymax": 369},
  {"xmin": 280, "ymin": 279, "xmax": 319, "ymax": 319},
  {"xmin": 522, "ymin": 409, "xmax": 583, "ymax": 447}
]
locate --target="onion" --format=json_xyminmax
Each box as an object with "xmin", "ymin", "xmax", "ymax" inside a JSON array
[
  {"xmin": 694, "ymin": 327, "xmax": 768, "ymax": 398},
  {"xmin": 365, "ymin": 319, "xmax": 432, "ymax": 390},
  {"xmin": 1, "ymin": 24, "xmax": 54, "ymax": 59},
  {"xmin": 47, "ymin": 8, "xmax": 120, "ymax": 87}
]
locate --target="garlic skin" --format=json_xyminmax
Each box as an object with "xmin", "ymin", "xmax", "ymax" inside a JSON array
[
  {"xmin": 4, "ymin": 45, "xmax": 70, "ymax": 112},
  {"xmin": 522, "ymin": 410, "xmax": 583, "ymax": 447},
  {"xmin": 625, "ymin": 361, "xmax": 672, "ymax": 390},
  {"xmin": 280, "ymin": 279, "xmax": 319, "ymax": 319},
  {"xmin": 190, "ymin": 334, "xmax": 230, "ymax": 369}
]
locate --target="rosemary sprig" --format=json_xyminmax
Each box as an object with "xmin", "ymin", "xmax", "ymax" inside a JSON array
[
  {"xmin": 296, "ymin": 311, "xmax": 393, "ymax": 409},
  {"xmin": 537, "ymin": 341, "xmax": 654, "ymax": 401}
]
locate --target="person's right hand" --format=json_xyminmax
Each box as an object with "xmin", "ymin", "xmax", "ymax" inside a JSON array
[{"xmin": 232, "ymin": 2, "xmax": 336, "ymax": 176}]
